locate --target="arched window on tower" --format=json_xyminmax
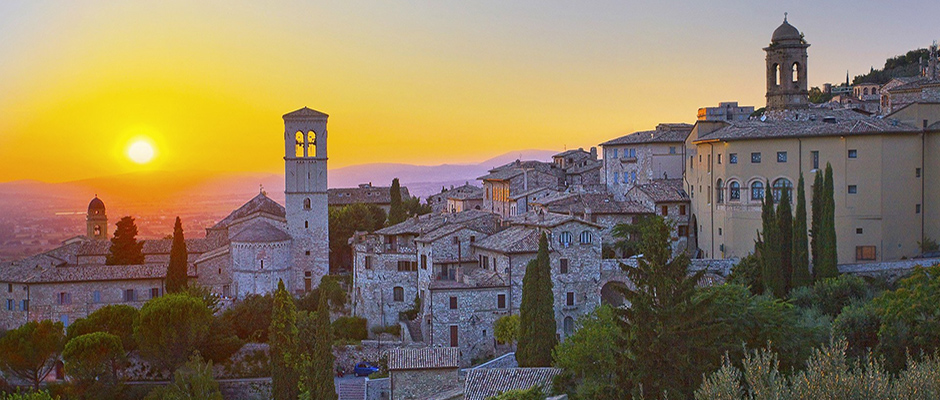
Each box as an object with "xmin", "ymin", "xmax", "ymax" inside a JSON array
[
  {"xmin": 94, "ymin": 225, "xmax": 101, "ymax": 236},
  {"xmin": 774, "ymin": 64, "xmax": 781, "ymax": 86},
  {"xmin": 792, "ymin": 62, "xmax": 800, "ymax": 84},
  {"xmin": 303, "ymin": 198, "xmax": 311, "ymax": 210},
  {"xmin": 307, "ymin": 131, "xmax": 316, "ymax": 157},
  {"xmin": 295, "ymin": 131, "xmax": 304, "ymax": 157}
]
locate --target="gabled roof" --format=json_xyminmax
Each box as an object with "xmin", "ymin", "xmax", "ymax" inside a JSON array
[
  {"xmin": 565, "ymin": 159, "xmax": 603, "ymax": 175},
  {"xmin": 472, "ymin": 225, "xmax": 541, "ymax": 254},
  {"xmin": 478, "ymin": 160, "xmax": 561, "ymax": 181},
  {"xmin": 388, "ymin": 347, "xmax": 460, "ymax": 371},
  {"xmin": 283, "ymin": 107, "xmax": 329, "ymax": 119},
  {"xmin": 600, "ymin": 123, "xmax": 692, "ymax": 146},
  {"xmin": 414, "ymin": 223, "xmax": 485, "ymax": 244},
  {"xmin": 632, "ymin": 179, "xmax": 689, "ymax": 203},
  {"xmin": 505, "ymin": 210, "xmax": 602, "ymax": 229},
  {"xmin": 447, "ymin": 186, "xmax": 484, "ymax": 201},
  {"xmin": 464, "ymin": 368, "xmax": 562, "ymax": 400},
  {"xmin": 212, "ymin": 193, "xmax": 285, "ymax": 230},
  {"xmin": 537, "ymin": 192, "xmax": 652, "ymax": 215},
  {"xmin": 552, "ymin": 148, "xmax": 590, "ymax": 158},
  {"xmin": 376, "ymin": 209, "xmax": 495, "ymax": 236},
  {"xmin": 693, "ymin": 109, "xmax": 918, "ymax": 143},
  {"xmin": 77, "ymin": 238, "xmax": 211, "ymax": 256},
  {"xmin": 230, "ymin": 221, "xmax": 291, "ymax": 243},
  {"xmin": 886, "ymin": 78, "xmax": 940, "ymax": 93}
]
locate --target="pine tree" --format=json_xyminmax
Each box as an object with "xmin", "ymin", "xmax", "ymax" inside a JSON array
[
  {"xmin": 791, "ymin": 174, "xmax": 813, "ymax": 288},
  {"xmin": 615, "ymin": 216, "xmax": 719, "ymax": 398},
  {"xmin": 776, "ymin": 184, "xmax": 793, "ymax": 293},
  {"xmin": 106, "ymin": 216, "xmax": 144, "ymax": 265},
  {"xmin": 516, "ymin": 232, "xmax": 557, "ymax": 367},
  {"xmin": 816, "ymin": 163, "xmax": 839, "ymax": 279},
  {"xmin": 388, "ymin": 178, "xmax": 406, "ymax": 225},
  {"xmin": 299, "ymin": 292, "xmax": 337, "ymax": 400},
  {"xmin": 166, "ymin": 217, "xmax": 188, "ymax": 293},
  {"xmin": 810, "ymin": 171, "xmax": 824, "ymax": 278},
  {"xmin": 760, "ymin": 180, "xmax": 784, "ymax": 297},
  {"xmin": 270, "ymin": 280, "xmax": 299, "ymax": 400}
]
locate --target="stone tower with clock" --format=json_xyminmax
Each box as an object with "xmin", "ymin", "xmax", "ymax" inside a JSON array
[{"xmin": 283, "ymin": 107, "xmax": 330, "ymax": 293}]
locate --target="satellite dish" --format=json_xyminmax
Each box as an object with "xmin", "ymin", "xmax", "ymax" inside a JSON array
[{"xmin": 760, "ymin": 115, "xmax": 767, "ymax": 122}]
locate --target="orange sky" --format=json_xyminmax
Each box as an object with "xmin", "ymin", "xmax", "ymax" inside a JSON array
[{"xmin": 1, "ymin": 1, "xmax": 938, "ymax": 183}]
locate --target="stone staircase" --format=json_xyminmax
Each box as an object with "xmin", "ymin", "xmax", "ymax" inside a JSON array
[
  {"xmin": 336, "ymin": 378, "xmax": 366, "ymax": 400},
  {"xmin": 400, "ymin": 319, "xmax": 424, "ymax": 344}
]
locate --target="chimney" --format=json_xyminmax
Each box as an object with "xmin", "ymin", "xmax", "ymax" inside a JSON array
[
  {"xmin": 590, "ymin": 147, "xmax": 597, "ymax": 159},
  {"xmin": 929, "ymin": 43, "xmax": 938, "ymax": 80}
]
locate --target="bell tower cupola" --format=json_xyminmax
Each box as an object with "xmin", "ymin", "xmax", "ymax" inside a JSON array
[
  {"xmin": 765, "ymin": 14, "xmax": 810, "ymax": 110},
  {"xmin": 86, "ymin": 195, "xmax": 108, "ymax": 240}
]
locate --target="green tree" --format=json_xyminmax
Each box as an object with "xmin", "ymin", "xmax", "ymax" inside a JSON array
[
  {"xmin": 134, "ymin": 293, "xmax": 213, "ymax": 371},
  {"xmin": 488, "ymin": 386, "xmax": 546, "ymax": 400},
  {"xmin": 873, "ymin": 264, "xmax": 940, "ymax": 370},
  {"xmin": 144, "ymin": 354, "xmax": 223, "ymax": 400},
  {"xmin": 66, "ymin": 304, "xmax": 139, "ymax": 353},
  {"xmin": 0, "ymin": 320, "xmax": 65, "ymax": 390},
  {"xmin": 220, "ymin": 294, "xmax": 273, "ymax": 342},
  {"xmin": 777, "ymin": 184, "xmax": 794, "ymax": 293},
  {"xmin": 166, "ymin": 217, "xmax": 189, "ymax": 293},
  {"xmin": 0, "ymin": 392, "xmax": 57, "ymax": 400},
  {"xmin": 728, "ymin": 253, "xmax": 763, "ymax": 294},
  {"xmin": 298, "ymin": 293, "xmax": 336, "ymax": 400},
  {"xmin": 516, "ymin": 233, "xmax": 557, "ymax": 367},
  {"xmin": 791, "ymin": 174, "xmax": 812, "ymax": 289},
  {"xmin": 329, "ymin": 204, "xmax": 386, "ymax": 273},
  {"xmin": 615, "ymin": 215, "xmax": 719, "ymax": 398},
  {"xmin": 816, "ymin": 164, "xmax": 839, "ymax": 279},
  {"xmin": 388, "ymin": 178, "xmax": 406, "ymax": 225},
  {"xmin": 810, "ymin": 171, "xmax": 824, "ymax": 279},
  {"xmin": 62, "ymin": 332, "xmax": 126, "ymax": 385},
  {"xmin": 106, "ymin": 216, "xmax": 145, "ymax": 265},
  {"xmin": 494, "ymin": 315, "xmax": 519, "ymax": 347},
  {"xmin": 760, "ymin": 180, "xmax": 785, "ymax": 297},
  {"xmin": 552, "ymin": 305, "xmax": 619, "ymax": 399},
  {"xmin": 270, "ymin": 280, "xmax": 300, "ymax": 400}
]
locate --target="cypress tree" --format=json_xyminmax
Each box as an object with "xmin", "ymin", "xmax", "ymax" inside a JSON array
[
  {"xmin": 270, "ymin": 280, "xmax": 299, "ymax": 400},
  {"xmin": 776, "ymin": 184, "xmax": 793, "ymax": 293},
  {"xmin": 516, "ymin": 232, "xmax": 556, "ymax": 367},
  {"xmin": 760, "ymin": 180, "xmax": 784, "ymax": 297},
  {"xmin": 166, "ymin": 217, "xmax": 188, "ymax": 293},
  {"xmin": 301, "ymin": 293, "xmax": 337, "ymax": 400},
  {"xmin": 817, "ymin": 163, "xmax": 839, "ymax": 279},
  {"xmin": 810, "ymin": 171, "xmax": 824, "ymax": 278},
  {"xmin": 388, "ymin": 178, "xmax": 406, "ymax": 225},
  {"xmin": 106, "ymin": 216, "xmax": 144, "ymax": 265},
  {"xmin": 791, "ymin": 174, "xmax": 813, "ymax": 288}
]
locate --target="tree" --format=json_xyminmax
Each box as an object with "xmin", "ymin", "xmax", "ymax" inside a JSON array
[
  {"xmin": 777, "ymin": 184, "xmax": 794, "ymax": 293},
  {"xmin": 134, "ymin": 293, "xmax": 213, "ymax": 371},
  {"xmin": 220, "ymin": 294, "xmax": 273, "ymax": 342},
  {"xmin": 144, "ymin": 354, "xmax": 223, "ymax": 400},
  {"xmin": 815, "ymin": 164, "xmax": 839, "ymax": 279},
  {"xmin": 388, "ymin": 178, "xmax": 407, "ymax": 225},
  {"xmin": 615, "ymin": 215, "xmax": 719, "ymax": 398},
  {"xmin": 552, "ymin": 305, "xmax": 619, "ymax": 399},
  {"xmin": 67, "ymin": 304, "xmax": 139, "ymax": 353},
  {"xmin": 329, "ymin": 204, "xmax": 386, "ymax": 273},
  {"xmin": 760, "ymin": 180, "xmax": 785, "ymax": 297},
  {"xmin": 791, "ymin": 174, "xmax": 812, "ymax": 289},
  {"xmin": 270, "ymin": 280, "xmax": 300, "ymax": 400},
  {"xmin": 516, "ymin": 233, "xmax": 557, "ymax": 367},
  {"xmin": 106, "ymin": 216, "xmax": 144, "ymax": 265},
  {"xmin": 810, "ymin": 171, "xmax": 824, "ymax": 278},
  {"xmin": 494, "ymin": 315, "xmax": 519, "ymax": 347},
  {"xmin": 298, "ymin": 293, "xmax": 336, "ymax": 400},
  {"xmin": 166, "ymin": 217, "xmax": 189, "ymax": 293},
  {"xmin": 62, "ymin": 332, "xmax": 126, "ymax": 385},
  {"xmin": 488, "ymin": 386, "xmax": 546, "ymax": 400},
  {"xmin": 0, "ymin": 320, "xmax": 65, "ymax": 390}
]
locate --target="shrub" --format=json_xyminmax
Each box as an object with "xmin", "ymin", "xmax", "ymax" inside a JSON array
[
  {"xmin": 489, "ymin": 386, "xmax": 546, "ymax": 400},
  {"xmin": 332, "ymin": 316, "xmax": 367, "ymax": 341},
  {"xmin": 134, "ymin": 293, "xmax": 213, "ymax": 371},
  {"xmin": 220, "ymin": 294, "xmax": 272, "ymax": 343},
  {"xmin": 0, "ymin": 391, "xmax": 57, "ymax": 400},
  {"xmin": 832, "ymin": 302, "xmax": 881, "ymax": 358},
  {"xmin": 144, "ymin": 354, "xmax": 223, "ymax": 400},
  {"xmin": 494, "ymin": 315, "xmax": 519, "ymax": 345}
]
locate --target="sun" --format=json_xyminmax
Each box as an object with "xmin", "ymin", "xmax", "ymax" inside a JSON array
[{"xmin": 127, "ymin": 140, "xmax": 155, "ymax": 164}]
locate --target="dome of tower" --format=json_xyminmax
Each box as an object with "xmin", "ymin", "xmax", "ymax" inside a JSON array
[
  {"xmin": 88, "ymin": 196, "xmax": 106, "ymax": 215},
  {"xmin": 771, "ymin": 17, "xmax": 802, "ymax": 43}
]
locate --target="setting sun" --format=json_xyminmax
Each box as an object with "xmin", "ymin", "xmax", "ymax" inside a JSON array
[{"xmin": 127, "ymin": 140, "xmax": 155, "ymax": 164}]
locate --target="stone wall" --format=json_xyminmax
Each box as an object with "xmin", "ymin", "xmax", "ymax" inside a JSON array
[
  {"xmin": 839, "ymin": 257, "xmax": 940, "ymax": 281},
  {"xmin": 367, "ymin": 377, "xmax": 391, "ymax": 400},
  {"xmin": 352, "ymin": 238, "xmax": 420, "ymax": 329},
  {"xmin": 427, "ymin": 285, "xmax": 508, "ymax": 366},
  {"xmin": 391, "ymin": 368, "xmax": 460, "ymax": 400},
  {"xmin": 231, "ymin": 240, "xmax": 292, "ymax": 298}
]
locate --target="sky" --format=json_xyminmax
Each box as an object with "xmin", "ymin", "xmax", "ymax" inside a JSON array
[{"xmin": 1, "ymin": 1, "xmax": 938, "ymax": 183}]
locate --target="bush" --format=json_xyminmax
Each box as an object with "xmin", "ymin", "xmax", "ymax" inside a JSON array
[
  {"xmin": 489, "ymin": 386, "xmax": 546, "ymax": 400},
  {"xmin": 220, "ymin": 294, "xmax": 272, "ymax": 343},
  {"xmin": 134, "ymin": 293, "xmax": 213, "ymax": 371},
  {"xmin": 332, "ymin": 316, "xmax": 367, "ymax": 341},
  {"xmin": 0, "ymin": 391, "xmax": 57, "ymax": 400},
  {"xmin": 832, "ymin": 302, "xmax": 882, "ymax": 358},
  {"xmin": 789, "ymin": 275, "xmax": 873, "ymax": 316},
  {"xmin": 494, "ymin": 315, "xmax": 519, "ymax": 346},
  {"xmin": 144, "ymin": 354, "xmax": 223, "ymax": 400}
]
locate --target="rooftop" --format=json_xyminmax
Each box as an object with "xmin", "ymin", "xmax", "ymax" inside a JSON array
[
  {"xmin": 376, "ymin": 209, "xmax": 496, "ymax": 236},
  {"xmin": 230, "ymin": 221, "xmax": 292, "ymax": 243},
  {"xmin": 464, "ymin": 368, "xmax": 562, "ymax": 400},
  {"xmin": 472, "ymin": 225, "xmax": 541, "ymax": 254},
  {"xmin": 0, "ymin": 243, "xmax": 197, "ymax": 284},
  {"xmin": 328, "ymin": 185, "xmax": 410, "ymax": 207},
  {"xmin": 211, "ymin": 193, "xmax": 285, "ymax": 230},
  {"xmin": 694, "ymin": 109, "xmax": 919, "ymax": 143},
  {"xmin": 388, "ymin": 347, "xmax": 460, "ymax": 371},
  {"xmin": 536, "ymin": 192, "xmax": 652, "ymax": 215},
  {"xmin": 632, "ymin": 179, "xmax": 689, "ymax": 203},
  {"xmin": 600, "ymin": 123, "xmax": 693, "ymax": 146}
]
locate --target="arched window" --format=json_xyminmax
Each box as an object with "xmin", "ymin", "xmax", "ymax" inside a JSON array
[
  {"xmin": 559, "ymin": 231, "xmax": 572, "ymax": 246},
  {"xmin": 294, "ymin": 131, "xmax": 304, "ymax": 157},
  {"xmin": 579, "ymin": 231, "xmax": 592, "ymax": 245},
  {"xmin": 729, "ymin": 181, "xmax": 741, "ymax": 201},
  {"xmin": 94, "ymin": 225, "xmax": 101, "ymax": 236},
  {"xmin": 773, "ymin": 178, "xmax": 793, "ymax": 203},
  {"xmin": 393, "ymin": 287, "xmax": 404, "ymax": 302},
  {"xmin": 751, "ymin": 181, "xmax": 765, "ymax": 201},
  {"xmin": 774, "ymin": 64, "xmax": 781, "ymax": 86},
  {"xmin": 716, "ymin": 179, "xmax": 724, "ymax": 203},
  {"xmin": 863, "ymin": 88, "xmax": 869, "ymax": 96},
  {"xmin": 307, "ymin": 131, "xmax": 316, "ymax": 157},
  {"xmin": 564, "ymin": 316, "xmax": 574, "ymax": 336},
  {"xmin": 303, "ymin": 198, "xmax": 311, "ymax": 210},
  {"xmin": 792, "ymin": 62, "xmax": 800, "ymax": 83}
]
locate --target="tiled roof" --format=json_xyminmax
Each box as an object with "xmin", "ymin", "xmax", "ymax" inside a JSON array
[
  {"xmin": 505, "ymin": 210, "xmax": 601, "ymax": 229},
  {"xmin": 552, "ymin": 149, "xmax": 590, "ymax": 158},
  {"xmin": 508, "ymin": 187, "xmax": 558, "ymax": 201},
  {"xmin": 537, "ymin": 193, "xmax": 652, "ymax": 215},
  {"xmin": 694, "ymin": 109, "xmax": 918, "ymax": 143},
  {"xmin": 430, "ymin": 183, "xmax": 481, "ymax": 200},
  {"xmin": 478, "ymin": 160, "xmax": 561, "ymax": 181},
  {"xmin": 388, "ymin": 347, "xmax": 460, "ymax": 371},
  {"xmin": 230, "ymin": 221, "xmax": 292, "ymax": 243},
  {"xmin": 464, "ymin": 368, "xmax": 562, "ymax": 400},
  {"xmin": 447, "ymin": 187, "xmax": 484, "ymax": 201},
  {"xmin": 77, "ymin": 238, "xmax": 211, "ymax": 256},
  {"xmin": 886, "ymin": 78, "xmax": 940, "ymax": 93},
  {"xmin": 283, "ymin": 107, "xmax": 329, "ymax": 119},
  {"xmin": 212, "ymin": 193, "xmax": 286, "ymax": 229},
  {"xmin": 376, "ymin": 209, "xmax": 494, "ymax": 236},
  {"xmin": 633, "ymin": 179, "xmax": 689, "ymax": 203},
  {"xmin": 565, "ymin": 159, "xmax": 603, "ymax": 175},
  {"xmin": 600, "ymin": 123, "xmax": 692, "ymax": 146},
  {"xmin": 472, "ymin": 225, "xmax": 541, "ymax": 254},
  {"xmin": 328, "ymin": 185, "xmax": 411, "ymax": 207},
  {"xmin": 0, "ymin": 243, "xmax": 196, "ymax": 284}
]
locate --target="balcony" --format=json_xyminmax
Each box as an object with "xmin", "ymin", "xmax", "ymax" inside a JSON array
[{"xmin": 619, "ymin": 157, "xmax": 638, "ymax": 163}]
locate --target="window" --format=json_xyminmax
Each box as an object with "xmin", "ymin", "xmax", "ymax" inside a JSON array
[
  {"xmin": 729, "ymin": 181, "xmax": 741, "ymax": 200},
  {"xmin": 579, "ymin": 231, "xmax": 592, "ymax": 245},
  {"xmin": 751, "ymin": 152, "xmax": 761, "ymax": 163},
  {"xmin": 916, "ymin": 204, "xmax": 922, "ymax": 214},
  {"xmin": 305, "ymin": 220, "xmax": 309, "ymax": 229},
  {"xmin": 718, "ymin": 227, "xmax": 723, "ymax": 236},
  {"xmin": 449, "ymin": 296, "xmax": 457, "ymax": 310},
  {"xmin": 669, "ymin": 146, "xmax": 676, "ymax": 154},
  {"xmin": 622, "ymin": 172, "xmax": 628, "ymax": 184},
  {"xmin": 260, "ymin": 260, "xmax": 264, "ymax": 269},
  {"xmin": 717, "ymin": 154, "xmax": 722, "ymax": 164},
  {"xmin": 498, "ymin": 294, "xmax": 506, "ymax": 309},
  {"xmin": 678, "ymin": 225, "xmax": 689, "ymax": 237},
  {"xmin": 7, "ymin": 283, "xmax": 11, "ymax": 293},
  {"xmin": 751, "ymin": 181, "xmax": 765, "ymax": 200},
  {"xmin": 560, "ymin": 258, "xmax": 569, "ymax": 274},
  {"xmin": 811, "ymin": 151, "xmax": 819, "ymax": 170},
  {"xmin": 848, "ymin": 149, "xmax": 857, "ymax": 158},
  {"xmin": 452, "ymin": 236, "xmax": 459, "ymax": 244},
  {"xmin": 470, "ymin": 236, "xmax": 476, "ymax": 243},
  {"xmin": 124, "ymin": 289, "xmax": 136, "ymax": 302},
  {"xmin": 223, "ymin": 285, "xmax": 231, "ymax": 298},
  {"xmin": 20, "ymin": 300, "xmax": 28, "ymax": 312},
  {"xmin": 5, "ymin": 299, "xmax": 11, "ymax": 311},
  {"xmin": 773, "ymin": 63, "xmax": 780, "ymax": 86},
  {"xmin": 421, "ymin": 254, "xmax": 427, "ymax": 270},
  {"xmin": 305, "ymin": 250, "xmax": 310, "ymax": 256},
  {"xmin": 777, "ymin": 151, "xmax": 787, "ymax": 163},
  {"xmin": 631, "ymin": 171, "xmax": 637, "ymax": 183},
  {"xmin": 397, "ymin": 261, "xmax": 417, "ymax": 272},
  {"xmin": 564, "ymin": 316, "xmax": 574, "ymax": 336},
  {"xmin": 364, "ymin": 256, "xmax": 373, "ymax": 269},
  {"xmin": 150, "ymin": 288, "xmax": 160, "ymax": 299},
  {"xmin": 856, "ymin": 246, "xmax": 876, "ymax": 261},
  {"xmin": 450, "ymin": 325, "xmax": 458, "ymax": 347},
  {"xmin": 661, "ymin": 205, "xmax": 668, "ymax": 216},
  {"xmin": 856, "ymin": 228, "xmax": 863, "ymax": 234},
  {"xmin": 679, "ymin": 205, "xmax": 686, "ymax": 215},
  {"xmin": 93, "ymin": 291, "xmax": 101, "ymax": 303},
  {"xmin": 792, "ymin": 62, "xmax": 800, "ymax": 83},
  {"xmin": 481, "ymin": 256, "xmax": 490, "ymax": 270},
  {"xmin": 303, "ymin": 198, "xmax": 311, "ymax": 209},
  {"xmin": 729, "ymin": 153, "xmax": 738, "ymax": 164},
  {"xmin": 566, "ymin": 292, "xmax": 575, "ymax": 306},
  {"xmin": 772, "ymin": 179, "xmax": 793, "ymax": 203},
  {"xmin": 307, "ymin": 131, "xmax": 317, "ymax": 156},
  {"xmin": 916, "ymin": 168, "xmax": 922, "ymax": 178},
  {"xmin": 294, "ymin": 131, "xmax": 304, "ymax": 157},
  {"xmin": 716, "ymin": 179, "xmax": 724, "ymax": 203},
  {"xmin": 559, "ymin": 231, "xmax": 572, "ymax": 246},
  {"xmin": 393, "ymin": 287, "xmax": 404, "ymax": 302},
  {"xmin": 848, "ymin": 185, "xmax": 857, "ymax": 194},
  {"xmin": 612, "ymin": 149, "xmax": 618, "ymax": 158},
  {"xmin": 58, "ymin": 292, "xmax": 71, "ymax": 305}
]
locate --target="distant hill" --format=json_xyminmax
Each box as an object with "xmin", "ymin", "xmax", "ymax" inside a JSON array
[{"xmin": 853, "ymin": 47, "xmax": 932, "ymax": 85}]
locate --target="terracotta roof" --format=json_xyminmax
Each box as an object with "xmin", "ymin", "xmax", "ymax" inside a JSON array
[
  {"xmin": 472, "ymin": 226, "xmax": 541, "ymax": 254},
  {"xmin": 212, "ymin": 193, "xmax": 285, "ymax": 229},
  {"xmin": 600, "ymin": 123, "xmax": 692, "ymax": 146},
  {"xmin": 565, "ymin": 159, "xmax": 603, "ymax": 175},
  {"xmin": 633, "ymin": 179, "xmax": 689, "ymax": 203},
  {"xmin": 283, "ymin": 107, "xmax": 329, "ymax": 119},
  {"xmin": 328, "ymin": 186, "xmax": 410, "ymax": 207},
  {"xmin": 478, "ymin": 160, "xmax": 561, "ymax": 181},
  {"xmin": 388, "ymin": 347, "xmax": 460, "ymax": 370},
  {"xmin": 886, "ymin": 78, "xmax": 940, "ymax": 93},
  {"xmin": 230, "ymin": 221, "xmax": 291, "ymax": 243},
  {"xmin": 694, "ymin": 109, "xmax": 918, "ymax": 143},
  {"xmin": 464, "ymin": 368, "xmax": 562, "ymax": 400},
  {"xmin": 552, "ymin": 149, "xmax": 590, "ymax": 158}
]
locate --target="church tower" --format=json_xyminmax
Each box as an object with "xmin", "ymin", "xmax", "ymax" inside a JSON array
[
  {"xmin": 86, "ymin": 196, "xmax": 108, "ymax": 240},
  {"xmin": 283, "ymin": 107, "xmax": 330, "ymax": 293},
  {"xmin": 765, "ymin": 15, "xmax": 810, "ymax": 110}
]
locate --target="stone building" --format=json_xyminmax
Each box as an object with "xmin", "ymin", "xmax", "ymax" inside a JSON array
[
  {"xmin": 600, "ymin": 123, "xmax": 690, "ymax": 199},
  {"xmin": 428, "ymin": 183, "xmax": 480, "ymax": 214},
  {"xmin": 388, "ymin": 347, "xmax": 460, "ymax": 400},
  {"xmin": 626, "ymin": 179, "xmax": 693, "ymax": 256},
  {"xmin": 853, "ymin": 83, "xmax": 881, "ymax": 101},
  {"xmin": 764, "ymin": 15, "xmax": 810, "ymax": 110},
  {"xmin": 85, "ymin": 196, "xmax": 108, "ymax": 241},
  {"xmin": 328, "ymin": 183, "xmax": 411, "ymax": 213},
  {"xmin": 445, "ymin": 187, "xmax": 484, "ymax": 213},
  {"xmin": 529, "ymin": 192, "xmax": 652, "ymax": 246},
  {"xmin": 479, "ymin": 160, "xmax": 566, "ymax": 218},
  {"xmin": 697, "ymin": 102, "xmax": 756, "ymax": 122}
]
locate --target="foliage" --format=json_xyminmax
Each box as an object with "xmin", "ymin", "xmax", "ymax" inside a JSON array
[
  {"xmin": 832, "ymin": 302, "xmax": 882, "ymax": 359},
  {"xmin": 552, "ymin": 305, "xmax": 619, "ymax": 399},
  {"xmin": 66, "ymin": 304, "xmax": 139, "ymax": 352},
  {"xmin": 727, "ymin": 253, "xmax": 762, "ymax": 294},
  {"xmin": 370, "ymin": 324, "xmax": 401, "ymax": 337},
  {"xmin": 494, "ymin": 315, "xmax": 519, "ymax": 345},
  {"xmin": 134, "ymin": 293, "xmax": 213, "ymax": 371},
  {"xmin": 852, "ymin": 47, "xmax": 930, "ymax": 85},
  {"xmin": 329, "ymin": 203, "xmax": 386, "ymax": 273},
  {"xmin": 166, "ymin": 217, "xmax": 189, "ymax": 293},
  {"xmin": 296, "ymin": 275, "xmax": 347, "ymax": 313},
  {"xmin": 388, "ymin": 178, "xmax": 407, "ymax": 226},
  {"xmin": 791, "ymin": 174, "xmax": 813, "ymax": 289},
  {"xmin": 815, "ymin": 164, "xmax": 839, "ymax": 279},
  {"xmin": 789, "ymin": 274, "xmax": 873, "ymax": 316},
  {"xmin": 0, "ymin": 392, "xmax": 57, "ymax": 400},
  {"xmin": 810, "ymin": 171, "xmax": 824, "ymax": 279},
  {"xmin": 777, "ymin": 184, "xmax": 794, "ymax": 293},
  {"xmin": 517, "ymin": 233, "xmax": 557, "ymax": 367},
  {"xmin": 873, "ymin": 264, "xmax": 940, "ymax": 370},
  {"xmin": 615, "ymin": 215, "xmax": 719, "ymax": 399},
  {"xmin": 0, "ymin": 320, "xmax": 65, "ymax": 390},
  {"xmin": 398, "ymin": 293, "xmax": 421, "ymax": 321},
  {"xmin": 220, "ymin": 294, "xmax": 273, "ymax": 342},
  {"xmin": 331, "ymin": 316, "xmax": 368, "ymax": 342},
  {"xmin": 180, "ymin": 285, "xmax": 221, "ymax": 314},
  {"xmin": 199, "ymin": 318, "xmax": 244, "ymax": 364},
  {"xmin": 760, "ymin": 179, "xmax": 785, "ymax": 297},
  {"xmin": 106, "ymin": 216, "xmax": 144, "ymax": 265},
  {"xmin": 403, "ymin": 195, "xmax": 432, "ymax": 217},
  {"xmin": 297, "ymin": 293, "xmax": 336, "ymax": 400},
  {"xmin": 610, "ymin": 217, "xmax": 653, "ymax": 258},
  {"xmin": 269, "ymin": 280, "xmax": 299, "ymax": 400},
  {"xmin": 919, "ymin": 237, "xmax": 940, "ymax": 253},
  {"xmin": 62, "ymin": 332, "xmax": 126, "ymax": 385},
  {"xmin": 144, "ymin": 354, "xmax": 223, "ymax": 400},
  {"xmin": 487, "ymin": 386, "xmax": 545, "ymax": 400},
  {"xmin": 808, "ymin": 86, "xmax": 833, "ymax": 104}
]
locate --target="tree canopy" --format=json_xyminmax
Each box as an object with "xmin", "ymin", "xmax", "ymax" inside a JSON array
[
  {"xmin": 516, "ymin": 232, "xmax": 557, "ymax": 367},
  {"xmin": 106, "ymin": 216, "xmax": 144, "ymax": 265},
  {"xmin": 0, "ymin": 320, "xmax": 65, "ymax": 390},
  {"xmin": 166, "ymin": 216, "xmax": 189, "ymax": 293},
  {"xmin": 134, "ymin": 293, "xmax": 213, "ymax": 371}
]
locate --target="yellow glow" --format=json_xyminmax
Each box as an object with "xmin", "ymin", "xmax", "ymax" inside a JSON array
[{"xmin": 127, "ymin": 140, "xmax": 155, "ymax": 164}]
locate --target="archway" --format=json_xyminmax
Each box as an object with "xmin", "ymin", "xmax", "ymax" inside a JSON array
[{"xmin": 601, "ymin": 281, "xmax": 628, "ymax": 307}]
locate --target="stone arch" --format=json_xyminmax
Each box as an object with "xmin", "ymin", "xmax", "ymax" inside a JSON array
[
  {"xmin": 792, "ymin": 62, "xmax": 800, "ymax": 83},
  {"xmin": 307, "ymin": 131, "xmax": 316, "ymax": 157},
  {"xmin": 303, "ymin": 198, "xmax": 311, "ymax": 210},
  {"xmin": 294, "ymin": 131, "xmax": 304, "ymax": 157},
  {"xmin": 773, "ymin": 63, "xmax": 781, "ymax": 86},
  {"xmin": 601, "ymin": 281, "xmax": 628, "ymax": 307},
  {"xmin": 563, "ymin": 316, "xmax": 575, "ymax": 336}
]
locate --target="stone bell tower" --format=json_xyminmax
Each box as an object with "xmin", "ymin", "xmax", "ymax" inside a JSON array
[
  {"xmin": 86, "ymin": 195, "xmax": 108, "ymax": 240},
  {"xmin": 765, "ymin": 14, "xmax": 810, "ymax": 110},
  {"xmin": 283, "ymin": 107, "xmax": 330, "ymax": 293}
]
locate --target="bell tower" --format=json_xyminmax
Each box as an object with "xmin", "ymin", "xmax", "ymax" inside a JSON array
[
  {"xmin": 283, "ymin": 107, "xmax": 330, "ymax": 293},
  {"xmin": 765, "ymin": 14, "xmax": 809, "ymax": 110},
  {"xmin": 86, "ymin": 195, "xmax": 108, "ymax": 240}
]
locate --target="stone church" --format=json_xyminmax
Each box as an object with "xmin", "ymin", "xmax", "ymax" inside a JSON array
[{"xmin": 0, "ymin": 107, "xmax": 330, "ymax": 330}]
